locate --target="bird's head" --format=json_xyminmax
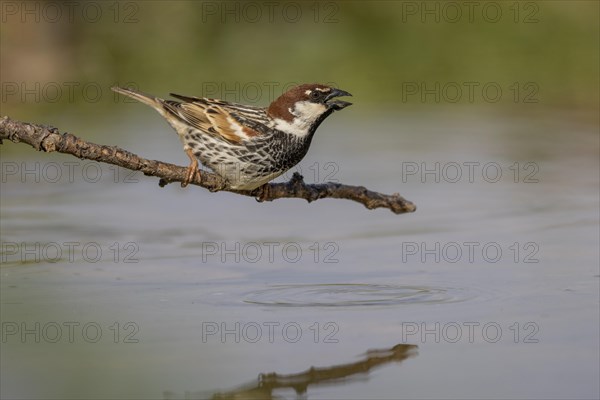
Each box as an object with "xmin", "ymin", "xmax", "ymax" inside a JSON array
[{"xmin": 268, "ymin": 83, "xmax": 352, "ymax": 138}]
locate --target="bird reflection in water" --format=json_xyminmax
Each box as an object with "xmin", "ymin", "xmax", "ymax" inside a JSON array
[{"xmin": 163, "ymin": 343, "xmax": 418, "ymax": 400}]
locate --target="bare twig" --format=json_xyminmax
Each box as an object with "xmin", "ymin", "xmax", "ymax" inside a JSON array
[{"xmin": 0, "ymin": 116, "xmax": 416, "ymax": 214}]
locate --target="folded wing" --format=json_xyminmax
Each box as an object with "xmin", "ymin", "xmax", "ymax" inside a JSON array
[{"xmin": 163, "ymin": 94, "xmax": 271, "ymax": 144}]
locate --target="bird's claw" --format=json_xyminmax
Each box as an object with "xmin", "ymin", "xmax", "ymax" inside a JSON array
[
  {"xmin": 254, "ymin": 184, "xmax": 271, "ymax": 202},
  {"xmin": 209, "ymin": 178, "xmax": 228, "ymax": 192},
  {"xmin": 181, "ymin": 166, "xmax": 200, "ymax": 188},
  {"xmin": 181, "ymin": 148, "xmax": 200, "ymax": 188}
]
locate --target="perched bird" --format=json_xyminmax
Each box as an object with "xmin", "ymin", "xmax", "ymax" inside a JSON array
[{"xmin": 112, "ymin": 84, "xmax": 352, "ymax": 194}]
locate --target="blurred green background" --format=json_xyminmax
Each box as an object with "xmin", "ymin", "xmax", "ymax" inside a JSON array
[
  {"xmin": 2, "ymin": 4, "xmax": 600, "ymax": 400},
  {"xmin": 1, "ymin": 0, "xmax": 598, "ymax": 119}
]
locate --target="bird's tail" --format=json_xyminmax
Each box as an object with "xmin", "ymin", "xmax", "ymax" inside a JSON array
[{"xmin": 111, "ymin": 86, "xmax": 164, "ymax": 110}]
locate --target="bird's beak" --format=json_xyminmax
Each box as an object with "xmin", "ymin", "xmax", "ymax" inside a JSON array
[{"xmin": 325, "ymin": 88, "xmax": 353, "ymax": 110}]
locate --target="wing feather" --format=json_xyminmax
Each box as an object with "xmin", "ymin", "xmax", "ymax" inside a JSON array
[{"xmin": 163, "ymin": 93, "xmax": 271, "ymax": 144}]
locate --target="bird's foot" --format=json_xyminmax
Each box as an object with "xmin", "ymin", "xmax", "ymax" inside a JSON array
[
  {"xmin": 254, "ymin": 184, "xmax": 271, "ymax": 202},
  {"xmin": 209, "ymin": 178, "xmax": 228, "ymax": 193},
  {"xmin": 181, "ymin": 166, "xmax": 200, "ymax": 188},
  {"xmin": 181, "ymin": 148, "xmax": 200, "ymax": 188}
]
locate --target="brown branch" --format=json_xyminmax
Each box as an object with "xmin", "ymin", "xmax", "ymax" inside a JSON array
[{"xmin": 0, "ymin": 116, "xmax": 416, "ymax": 214}]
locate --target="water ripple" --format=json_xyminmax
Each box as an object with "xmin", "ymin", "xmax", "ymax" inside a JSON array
[{"xmin": 243, "ymin": 284, "xmax": 471, "ymax": 307}]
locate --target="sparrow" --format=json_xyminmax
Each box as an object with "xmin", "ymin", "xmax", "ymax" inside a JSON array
[{"xmin": 111, "ymin": 84, "xmax": 352, "ymax": 194}]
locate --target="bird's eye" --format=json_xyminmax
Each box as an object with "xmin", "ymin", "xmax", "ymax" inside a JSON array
[{"xmin": 310, "ymin": 91, "xmax": 321, "ymax": 100}]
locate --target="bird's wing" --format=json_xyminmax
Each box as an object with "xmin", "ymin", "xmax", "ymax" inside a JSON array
[{"xmin": 163, "ymin": 94, "xmax": 271, "ymax": 144}]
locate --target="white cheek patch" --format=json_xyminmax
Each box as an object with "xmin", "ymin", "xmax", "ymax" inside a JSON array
[
  {"xmin": 293, "ymin": 101, "xmax": 327, "ymax": 121},
  {"xmin": 273, "ymin": 101, "xmax": 328, "ymax": 137}
]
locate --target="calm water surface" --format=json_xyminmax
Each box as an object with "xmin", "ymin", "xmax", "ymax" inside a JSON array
[{"xmin": 1, "ymin": 109, "xmax": 598, "ymax": 399}]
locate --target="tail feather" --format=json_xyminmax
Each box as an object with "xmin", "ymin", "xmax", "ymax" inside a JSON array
[
  {"xmin": 111, "ymin": 86, "xmax": 164, "ymax": 110},
  {"xmin": 169, "ymin": 93, "xmax": 203, "ymax": 103}
]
